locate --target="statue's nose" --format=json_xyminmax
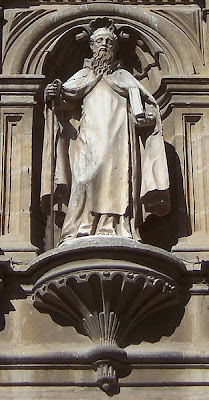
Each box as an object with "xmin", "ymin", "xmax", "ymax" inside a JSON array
[{"xmin": 101, "ymin": 39, "xmax": 108, "ymax": 46}]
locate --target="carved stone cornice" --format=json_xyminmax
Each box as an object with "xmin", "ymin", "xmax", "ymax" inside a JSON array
[
  {"xmin": 0, "ymin": 75, "xmax": 45, "ymax": 105},
  {"xmin": 155, "ymin": 76, "xmax": 209, "ymax": 115}
]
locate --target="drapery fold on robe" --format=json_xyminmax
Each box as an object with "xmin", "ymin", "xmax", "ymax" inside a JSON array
[{"xmin": 41, "ymin": 61, "xmax": 170, "ymax": 239}]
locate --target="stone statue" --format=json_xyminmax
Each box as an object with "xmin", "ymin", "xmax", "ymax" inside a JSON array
[{"xmin": 42, "ymin": 17, "xmax": 170, "ymax": 244}]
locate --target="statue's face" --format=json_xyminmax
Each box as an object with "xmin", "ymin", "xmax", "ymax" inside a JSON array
[{"xmin": 90, "ymin": 29, "xmax": 117, "ymax": 56}]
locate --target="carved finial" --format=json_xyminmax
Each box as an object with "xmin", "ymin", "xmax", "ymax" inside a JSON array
[
  {"xmin": 118, "ymin": 31, "xmax": 130, "ymax": 41},
  {"xmin": 75, "ymin": 30, "xmax": 89, "ymax": 41}
]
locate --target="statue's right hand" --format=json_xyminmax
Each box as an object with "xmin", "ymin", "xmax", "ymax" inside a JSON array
[{"xmin": 44, "ymin": 79, "xmax": 62, "ymax": 102}]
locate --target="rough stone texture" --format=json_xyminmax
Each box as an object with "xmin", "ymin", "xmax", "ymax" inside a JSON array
[
  {"xmin": 1, "ymin": 387, "xmax": 209, "ymax": 400},
  {"xmin": 0, "ymin": 0, "xmax": 209, "ymax": 399}
]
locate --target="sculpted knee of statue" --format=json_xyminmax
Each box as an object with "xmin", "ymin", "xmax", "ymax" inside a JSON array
[{"xmin": 41, "ymin": 17, "xmax": 170, "ymax": 246}]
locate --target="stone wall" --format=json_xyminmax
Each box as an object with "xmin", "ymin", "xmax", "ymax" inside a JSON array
[{"xmin": 0, "ymin": 1, "xmax": 209, "ymax": 399}]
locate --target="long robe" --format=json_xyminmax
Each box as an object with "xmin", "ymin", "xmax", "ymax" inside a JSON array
[{"xmin": 41, "ymin": 61, "xmax": 170, "ymax": 241}]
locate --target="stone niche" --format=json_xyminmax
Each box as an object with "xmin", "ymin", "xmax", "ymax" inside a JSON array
[
  {"xmin": 0, "ymin": 1, "xmax": 209, "ymax": 400},
  {"xmin": 1, "ymin": 0, "xmax": 209, "ymax": 260}
]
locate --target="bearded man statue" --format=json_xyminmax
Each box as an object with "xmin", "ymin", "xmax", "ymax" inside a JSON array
[{"xmin": 42, "ymin": 17, "xmax": 170, "ymax": 244}]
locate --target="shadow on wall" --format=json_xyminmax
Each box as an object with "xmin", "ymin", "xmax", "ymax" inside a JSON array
[
  {"xmin": 140, "ymin": 141, "xmax": 191, "ymax": 251},
  {"xmin": 31, "ymin": 93, "xmax": 47, "ymax": 254},
  {"xmin": 120, "ymin": 291, "xmax": 191, "ymax": 348},
  {"xmin": 0, "ymin": 289, "xmax": 15, "ymax": 332},
  {"xmin": 0, "ymin": 280, "xmax": 26, "ymax": 332}
]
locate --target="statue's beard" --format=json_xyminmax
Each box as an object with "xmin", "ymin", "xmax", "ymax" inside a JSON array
[{"xmin": 91, "ymin": 48, "xmax": 114, "ymax": 76}]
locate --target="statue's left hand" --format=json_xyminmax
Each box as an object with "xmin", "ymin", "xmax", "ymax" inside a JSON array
[{"xmin": 136, "ymin": 112, "xmax": 156, "ymax": 128}]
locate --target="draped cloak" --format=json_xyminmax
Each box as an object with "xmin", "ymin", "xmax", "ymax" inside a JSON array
[{"xmin": 41, "ymin": 60, "xmax": 170, "ymax": 241}]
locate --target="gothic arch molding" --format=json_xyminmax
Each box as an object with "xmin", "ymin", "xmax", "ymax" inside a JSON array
[{"xmin": 3, "ymin": 4, "xmax": 204, "ymax": 87}]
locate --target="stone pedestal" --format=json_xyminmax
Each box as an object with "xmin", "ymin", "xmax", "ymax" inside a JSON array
[{"xmin": 30, "ymin": 236, "xmax": 186, "ymax": 395}]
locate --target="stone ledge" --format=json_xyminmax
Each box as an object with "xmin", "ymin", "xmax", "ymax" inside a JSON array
[{"xmin": 1, "ymin": 0, "xmax": 203, "ymax": 5}]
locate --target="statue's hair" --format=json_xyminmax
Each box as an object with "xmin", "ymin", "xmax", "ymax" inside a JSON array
[{"xmin": 90, "ymin": 17, "xmax": 118, "ymax": 41}]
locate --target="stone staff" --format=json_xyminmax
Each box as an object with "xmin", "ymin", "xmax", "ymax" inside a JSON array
[{"xmin": 49, "ymin": 79, "xmax": 62, "ymax": 248}]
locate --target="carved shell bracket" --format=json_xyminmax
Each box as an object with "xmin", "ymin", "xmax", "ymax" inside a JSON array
[{"xmin": 31, "ymin": 236, "xmax": 186, "ymax": 396}]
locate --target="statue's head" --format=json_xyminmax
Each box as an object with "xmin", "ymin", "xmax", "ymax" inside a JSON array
[{"xmin": 89, "ymin": 18, "xmax": 118, "ymax": 75}]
